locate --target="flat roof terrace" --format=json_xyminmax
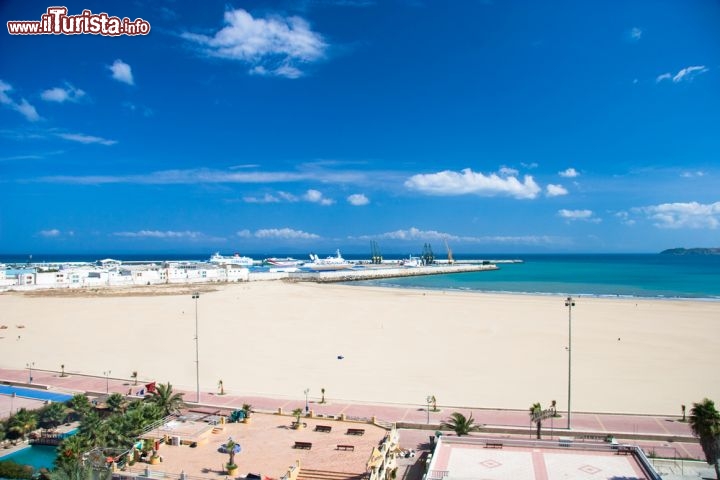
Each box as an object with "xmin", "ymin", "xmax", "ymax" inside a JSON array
[
  {"xmin": 427, "ymin": 436, "xmax": 661, "ymax": 480},
  {"xmin": 119, "ymin": 413, "xmax": 388, "ymax": 480}
]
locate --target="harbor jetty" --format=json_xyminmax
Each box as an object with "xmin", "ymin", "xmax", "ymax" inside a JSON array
[{"xmin": 287, "ymin": 263, "xmax": 498, "ymax": 283}]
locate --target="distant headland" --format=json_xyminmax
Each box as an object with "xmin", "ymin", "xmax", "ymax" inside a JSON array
[{"xmin": 660, "ymin": 247, "xmax": 720, "ymax": 255}]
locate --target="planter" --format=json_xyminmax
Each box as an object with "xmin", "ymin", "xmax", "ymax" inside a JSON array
[
  {"xmin": 149, "ymin": 456, "xmax": 160, "ymax": 465},
  {"xmin": 226, "ymin": 465, "xmax": 238, "ymax": 476}
]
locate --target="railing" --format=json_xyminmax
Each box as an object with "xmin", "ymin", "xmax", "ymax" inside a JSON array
[{"xmin": 425, "ymin": 471, "xmax": 448, "ymax": 479}]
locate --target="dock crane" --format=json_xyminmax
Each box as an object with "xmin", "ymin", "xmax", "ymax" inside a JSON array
[
  {"xmin": 444, "ymin": 238, "xmax": 455, "ymax": 264},
  {"xmin": 370, "ymin": 241, "xmax": 383, "ymax": 264}
]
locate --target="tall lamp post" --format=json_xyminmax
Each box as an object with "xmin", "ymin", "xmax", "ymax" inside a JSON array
[
  {"xmin": 26, "ymin": 362, "xmax": 34, "ymax": 383},
  {"xmin": 304, "ymin": 388, "xmax": 310, "ymax": 413},
  {"xmin": 192, "ymin": 292, "xmax": 200, "ymax": 403},
  {"xmin": 103, "ymin": 370, "xmax": 111, "ymax": 393},
  {"xmin": 565, "ymin": 296, "xmax": 575, "ymax": 430},
  {"xmin": 426, "ymin": 396, "xmax": 433, "ymax": 424}
]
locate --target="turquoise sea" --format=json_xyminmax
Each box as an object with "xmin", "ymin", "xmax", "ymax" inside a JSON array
[
  {"xmin": 353, "ymin": 254, "xmax": 720, "ymax": 300},
  {"xmin": 2, "ymin": 253, "xmax": 719, "ymax": 300}
]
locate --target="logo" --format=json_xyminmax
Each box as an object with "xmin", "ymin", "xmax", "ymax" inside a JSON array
[{"xmin": 7, "ymin": 7, "xmax": 151, "ymax": 36}]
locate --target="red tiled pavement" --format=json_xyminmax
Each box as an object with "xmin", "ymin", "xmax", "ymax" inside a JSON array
[{"xmin": 0, "ymin": 367, "xmax": 703, "ymax": 461}]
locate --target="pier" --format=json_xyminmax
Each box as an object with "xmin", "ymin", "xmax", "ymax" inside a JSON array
[{"xmin": 287, "ymin": 263, "xmax": 498, "ymax": 283}]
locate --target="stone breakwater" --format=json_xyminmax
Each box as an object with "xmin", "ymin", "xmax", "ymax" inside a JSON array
[{"xmin": 287, "ymin": 264, "xmax": 499, "ymax": 283}]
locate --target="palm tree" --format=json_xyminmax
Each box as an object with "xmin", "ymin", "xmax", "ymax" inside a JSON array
[
  {"xmin": 529, "ymin": 402, "xmax": 543, "ymax": 439},
  {"xmin": 67, "ymin": 394, "xmax": 92, "ymax": 420},
  {"xmin": 441, "ymin": 412, "xmax": 479, "ymax": 436},
  {"xmin": 7, "ymin": 408, "xmax": 38, "ymax": 439},
  {"xmin": 106, "ymin": 393, "xmax": 126, "ymax": 414},
  {"xmin": 145, "ymin": 382, "xmax": 184, "ymax": 416},
  {"xmin": 55, "ymin": 433, "xmax": 91, "ymax": 473},
  {"xmin": 689, "ymin": 398, "xmax": 720, "ymax": 479},
  {"xmin": 39, "ymin": 401, "xmax": 68, "ymax": 429}
]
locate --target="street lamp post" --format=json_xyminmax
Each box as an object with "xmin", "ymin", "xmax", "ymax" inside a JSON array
[
  {"xmin": 426, "ymin": 396, "xmax": 433, "ymax": 424},
  {"xmin": 304, "ymin": 388, "xmax": 310, "ymax": 413},
  {"xmin": 192, "ymin": 292, "xmax": 200, "ymax": 403},
  {"xmin": 26, "ymin": 362, "xmax": 34, "ymax": 383},
  {"xmin": 104, "ymin": 370, "xmax": 111, "ymax": 393},
  {"xmin": 565, "ymin": 296, "xmax": 575, "ymax": 430}
]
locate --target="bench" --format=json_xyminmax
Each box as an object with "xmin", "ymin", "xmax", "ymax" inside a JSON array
[
  {"xmin": 293, "ymin": 441, "xmax": 312, "ymax": 450},
  {"xmin": 314, "ymin": 425, "xmax": 332, "ymax": 433},
  {"xmin": 484, "ymin": 442, "xmax": 503, "ymax": 449},
  {"xmin": 346, "ymin": 428, "xmax": 365, "ymax": 436},
  {"xmin": 337, "ymin": 445, "xmax": 355, "ymax": 451}
]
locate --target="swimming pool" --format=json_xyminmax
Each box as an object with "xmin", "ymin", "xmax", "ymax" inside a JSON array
[
  {"xmin": 0, "ymin": 445, "xmax": 58, "ymax": 470},
  {"xmin": 0, "ymin": 385, "xmax": 73, "ymax": 403}
]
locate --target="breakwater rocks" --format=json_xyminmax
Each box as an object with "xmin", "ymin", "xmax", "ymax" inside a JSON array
[{"xmin": 287, "ymin": 264, "xmax": 498, "ymax": 283}]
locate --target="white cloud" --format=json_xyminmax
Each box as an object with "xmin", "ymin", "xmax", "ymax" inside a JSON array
[
  {"xmin": 0, "ymin": 80, "xmax": 41, "ymax": 121},
  {"xmin": 39, "ymin": 228, "xmax": 61, "ymax": 237},
  {"xmin": 630, "ymin": 27, "xmax": 642, "ymax": 40},
  {"xmin": 304, "ymin": 189, "xmax": 334, "ymax": 205},
  {"xmin": 634, "ymin": 201, "xmax": 720, "ymax": 229},
  {"xmin": 355, "ymin": 227, "xmax": 568, "ymax": 246},
  {"xmin": 347, "ymin": 193, "xmax": 369, "ymax": 206},
  {"xmin": 236, "ymin": 229, "xmax": 252, "ymax": 238},
  {"xmin": 113, "ymin": 230, "xmax": 203, "ymax": 238},
  {"xmin": 243, "ymin": 193, "xmax": 281, "ymax": 203},
  {"xmin": 108, "ymin": 59, "xmax": 134, "ymax": 85},
  {"xmin": 57, "ymin": 133, "xmax": 117, "ymax": 146},
  {"xmin": 405, "ymin": 168, "xmax": 541, "ymax": 199},
  {"xmin": 559, "ymin": 168, "xmax": 579, "ymax": 178},
  {"xmin": 546, "ymin": 184, "xmax": 568, "ymax": 197},
  {"xmin": 182, "ymin": 8, "xmax": 327, "ymax": 79},
  {"xmin": 254, "ymin": 228, "xmax": 320, "ymax": 239},
  {"xmin": 558, "ymin": 209, "xmax": 600, "ymax": 222},
  {"xmin": 656, "ymin": 65, "xmax": 708, "ymax": 83},
  {"xmin": 615, "ymin": 211, "xmax": 635, "ymax": 226},
  {"xmin": 680, "ymin": 171, "xmax": 705, "ymax": 178},
  {"xmin": 499, "ymin": 166, "xmax": 519, "ymax": 177},
  {"xmin": 278, "ymin": 191, "xmax": 299, "ymax": 202},
  {"xmin": 41, "ymin": 84, "xmax": 85, "ymax": 103}
]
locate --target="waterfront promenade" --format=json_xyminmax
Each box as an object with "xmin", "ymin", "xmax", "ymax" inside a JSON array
[{"xmin": 0, "ymin": 367, "xmax": 703, "ymax": 463}]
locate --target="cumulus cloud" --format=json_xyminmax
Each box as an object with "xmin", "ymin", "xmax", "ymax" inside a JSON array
[
  {"xmin": 57, "ymin": 133, "xmax": 117, "ymax": 146},
  {"xmin": 499, "ymin": 166, "xmax": 519, "ymax": 177},
  {"xmin": 634, "ymin": 201, "xmax": 720, "ymax": 229},
  {"xmin": 243, "ymin": 193, "xmax": 281, "ymax": 203},
  {"xmin": 615, "ymin": 211, "xmax": 635, "ymax": 226},
  {"xmin": 39, "ymin": 228, "xmax": 61, "ymax": 237},
  {"xmin": 656, "ymin": 65, "xmax": 708, "ymax": 83},
  {"xmin": 559, "ymin": 168, "xmax": 579, "ymax": 178},
  {"xmin": 236, "ymin": 228, "xmax": 319, "ymax": 239},
  {"xmin": 41, "ymin": 84, "xmax": 85, "ymax": 103},
  {"xmin": 113, "ymin": 230, "xmax": 204, "ymax": 238},
  {"xmin": 108, "ymin": 59, "xmax": 134, "ymax": 85},
  {"xmin": 0, "ymin": 80, "xmax": 41, "ymax": 121},
  {"xmin": 182, "ymin": 8, "xmax": 327, "ymax": 79},
  {"xmin": 354, "ymin": 227, "xmax": 568, "ymax": 246},
  {"xmin": 304, "ymin": 189, "xmax": 334, "ymax": 205},
  {"xmin": 630, "ymin": 27, "xmax": 642, "ymax": 40},
  {"xmin": 558, "ymin": 209, "xmax": 600, "ymax": 222},
  {"xmin": 405, "ymin": 168, "xmax": 541, "ymax": 199},
  {"xmin": 255, "ymin": 228, "xmax": 319, "ymax": 239},
  {"xmin": 680, "ymin": 171, "xmax": 705, "ymax": 178},
  {"xmin": 347, "ymin": 193, "xmax": 369, "ymax": 206},
  {"xmin": 546, "ymin": 184, "xmax": 568, "ymax": 197}
]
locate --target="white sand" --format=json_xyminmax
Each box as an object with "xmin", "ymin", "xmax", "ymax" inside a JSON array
[{"xmin": 1, "ymin": 281, "xmax": 718, "ymax": 415}]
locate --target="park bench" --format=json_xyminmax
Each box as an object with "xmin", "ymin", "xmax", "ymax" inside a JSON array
[
  {"xmin": 484, "ymin": 442, "xmax": 503, "ymax": 449},
  {"xmin": 314, "ymin": 425, "xmax": 332, "ymax": 433},
  {"xmin": 346, "ymin": 428, "xmax": 365, "ymax": 436},
  {"xmin": 293, "ymin": 441, "xmax": 312, "ymax": 450},
  {"xmin": 336, "ymin": 445, "xmax": 355, "ymax": 451}
]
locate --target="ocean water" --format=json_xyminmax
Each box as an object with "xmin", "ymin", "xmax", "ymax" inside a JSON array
[
  {"xmin": 353, "ymin": 254, "xmax": 720, "ymax": 300},
  {"xmin": 2, "ymin": 253, "xmax": 718, "ymax": 300}
]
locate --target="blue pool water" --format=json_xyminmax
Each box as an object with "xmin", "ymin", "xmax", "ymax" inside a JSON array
[
  {"xmin": 0, "ymin": 385, "xmax": 73, "ymax": 403},
  {"xmin": 0, "ymin": 445, "xmax": 57, "ymax": 470}
]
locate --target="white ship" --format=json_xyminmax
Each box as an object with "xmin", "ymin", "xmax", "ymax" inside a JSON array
[
  {"xmin": 264, "ymin": 257, "xmax": 304, "ymax": 268},
  {"xmin": 399, "ymin": 256, "xmax": 423, "ymax": 267},
  {"xmin": 306, "ymin": 250, "xmax": 354, "ymax": 271},
  {"xmin": 209, "ymin": 252, "xmax": 254, "ymax": 267}
]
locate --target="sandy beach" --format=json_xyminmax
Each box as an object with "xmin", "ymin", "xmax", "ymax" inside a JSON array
[{"xmin": 1, "ymin": 281, "xmax": 718, "ymax": 416}]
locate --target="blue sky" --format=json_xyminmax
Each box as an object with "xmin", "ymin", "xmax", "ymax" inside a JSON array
[{"xmin": 1, "ymin": 0, "xmax": 719, "ymax": 255}]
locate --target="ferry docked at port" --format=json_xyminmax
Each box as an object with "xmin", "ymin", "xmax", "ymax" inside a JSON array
[
  {"xmin": 306, "ymin": 250, "xmax": 354, "ymax": 271},
  {"xmin": 209, "ymin": 252, "xmax": 254, "ymax": 267}
]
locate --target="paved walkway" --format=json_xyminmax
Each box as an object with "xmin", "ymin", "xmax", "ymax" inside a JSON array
[{"xmin": 0, "ymin": 367, "xmax": 703, "ymax": 461}]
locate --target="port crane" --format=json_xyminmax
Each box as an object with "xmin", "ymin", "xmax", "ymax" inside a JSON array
[{"xmin": 444, "ymin": 238, "xmax": 454, "ymax": 264}]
